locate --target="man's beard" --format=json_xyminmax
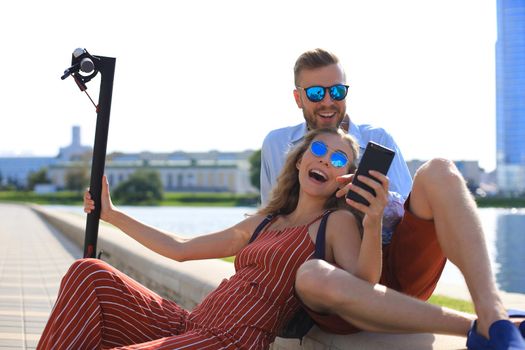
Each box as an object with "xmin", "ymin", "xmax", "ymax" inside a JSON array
[{"xmin": 303, "ymin": 108, "xmax": 345, "ymax": 130}]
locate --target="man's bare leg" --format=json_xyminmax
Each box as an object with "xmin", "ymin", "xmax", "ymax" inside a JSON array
[
  {"xmin": 409, "ymin": 158, "xmax": 508, "ymax": 337},
  {"xmin": 295, "ymin": 259, "xmax": 474, "ymax": 335}
]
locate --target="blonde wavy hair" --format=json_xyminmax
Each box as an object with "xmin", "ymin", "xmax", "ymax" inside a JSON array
[{"xmin": 259, "ymin": 128, "xmax": 359, "ymax": 217}]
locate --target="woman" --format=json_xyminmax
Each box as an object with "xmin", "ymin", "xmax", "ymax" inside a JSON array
[{"xmin": 37, "ymin": 127, "xmax": 388, "ymax": 349}]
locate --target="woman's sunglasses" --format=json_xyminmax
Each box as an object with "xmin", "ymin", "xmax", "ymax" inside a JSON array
[
  {"xmin": 297, "ymin": 84, "xmax": 349, "ymax": 103},
  {"xmin": 310, "ymin": 140, "xmax": 348, "ymax": 168}
]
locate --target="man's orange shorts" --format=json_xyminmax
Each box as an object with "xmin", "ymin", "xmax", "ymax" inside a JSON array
[{"xmin": 306, "ymin": 195, "xmax": 447, "ymax": 334}]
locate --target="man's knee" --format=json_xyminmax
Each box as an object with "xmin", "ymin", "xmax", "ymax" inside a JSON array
[
  {"xmin": 415, "ymin": 158, "xmax": 464, "ymax": 187},
  {"xmin": 296, "ymin": 260, "xmax": 323, "ymax": 297},
  {"xmin": 410, "ymin": 158, "xmax": 469, "ymax": 218},
  {"xmin": 295, "ymin": 259, "xmax": 348, "ymax": 313}
]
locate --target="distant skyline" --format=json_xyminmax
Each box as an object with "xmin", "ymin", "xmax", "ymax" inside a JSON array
[
  {"xmin": 0, "ymin": 0, "xmax": 497, "ymax": 170},
  {"xmin": 496, "ymin": 0, "xmax": 525, "ymax": 192}
]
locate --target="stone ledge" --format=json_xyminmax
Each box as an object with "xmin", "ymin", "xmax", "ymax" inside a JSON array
[{"xmin": 31, "ymin": 205, "xmax": 468, "ymax": 349}]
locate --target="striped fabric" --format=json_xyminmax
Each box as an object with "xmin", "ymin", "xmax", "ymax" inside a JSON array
[{"xmin": 37, "ymin": 215, "xmax": 322, "ymax": 350}]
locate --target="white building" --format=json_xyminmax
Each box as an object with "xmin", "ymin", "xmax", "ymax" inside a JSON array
[
  {"xmin": 1, "ymin": 125, "xmax": 258, "ymax": 194},
  {"xmin": 49, "ymin": 150, "xmax": 258, "ymax": 194}
]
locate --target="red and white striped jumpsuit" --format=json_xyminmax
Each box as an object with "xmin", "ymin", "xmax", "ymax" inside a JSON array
[{"xmin": 37, "ymin": 214, "xmax": 323, "ymax": 350}]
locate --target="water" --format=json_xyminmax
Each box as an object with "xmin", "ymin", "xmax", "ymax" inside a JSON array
[
  {"xmin": 437, "ymin": 208, "xmax": 525, "ymax": 294},
  {"xmin": 44, "ymin": 205, "xmax": 525, "ymax": 294}
]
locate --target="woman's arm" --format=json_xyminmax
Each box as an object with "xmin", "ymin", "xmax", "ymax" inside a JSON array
[
  {"xmin": 84, "ymin": 176, "xmax": 260, "ymax": 262},
  {"xmin": 327, "ymin": 170, "xmax": 389, "ymax": 283},
  {"xmin": 325, "ymin": 210, "xmax": 382, "ymax": 283}
]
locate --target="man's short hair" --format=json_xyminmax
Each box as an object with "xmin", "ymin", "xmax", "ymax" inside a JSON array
[{"xmin": 294, "ymin": 48, "xmax": 341, "ymax": 86}]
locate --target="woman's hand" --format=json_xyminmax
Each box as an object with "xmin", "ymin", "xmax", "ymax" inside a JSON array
[
  {"xmin": 83, "ymin": 175, "xmax": 115, "ymax": 222},
  {"xmin": 344, "ymin": 171, "xmax": 389, "ymax": 231}
]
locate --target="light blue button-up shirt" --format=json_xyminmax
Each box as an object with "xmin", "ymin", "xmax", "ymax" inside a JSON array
[{"xmin": 260, "ymin": 121, "xmax": 413, "ymax": 243}]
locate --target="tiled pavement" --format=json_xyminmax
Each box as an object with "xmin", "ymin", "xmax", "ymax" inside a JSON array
[{"xmin": 0, "ymin": 203, "xmax": 81, "ymax": 349}]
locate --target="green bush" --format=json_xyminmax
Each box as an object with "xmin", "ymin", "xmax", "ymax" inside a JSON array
[
  {"xmin": 112, "ymin": 170, "xmax": 163, "ymax": 205},
  {"xmin": 27, "ymin": 168, "xmax": 51, "ymax": 190},
  {"xmin": 65, "ymin": 168, "xmax": 90, "ymax": 192}
]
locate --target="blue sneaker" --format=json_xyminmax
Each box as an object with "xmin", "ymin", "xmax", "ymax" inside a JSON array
[
  {"xmin": 467, "ymin": 319, "xmax": 525, "ymax": 350},
  {"xmin": 488, "ymin": 319, "xmax": 525, "ymax": 350},
  {"xmin": 507, "ymin": 309, "xmax": 525, "ymax": 339},
  {"xmin": 467, "ymin": 321, "xmax": 492, "ymax": 350}
]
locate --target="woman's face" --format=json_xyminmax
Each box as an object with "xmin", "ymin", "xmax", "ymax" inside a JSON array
[{"xmin": 297, "ymin": 133, "xmax": 354, "ymax": 198}]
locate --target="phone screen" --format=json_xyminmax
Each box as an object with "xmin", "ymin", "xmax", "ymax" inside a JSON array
[{"xmin": 346, "ymin": 142, "xmax": 395, "ymax": 206}]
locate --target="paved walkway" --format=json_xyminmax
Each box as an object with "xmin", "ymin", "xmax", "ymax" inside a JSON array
[
  {"xmin": 0, "ymin": 202, "xmax": 524, "ymax": 349},
  {"xmin": 0, "ymin": 203, "xmax": 81, "ymax": 349}
]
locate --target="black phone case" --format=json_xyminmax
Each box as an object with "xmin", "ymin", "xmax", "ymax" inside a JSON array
[{"xmin": 346, "ymin": 142, "xmax": 395, "ymax": 206}]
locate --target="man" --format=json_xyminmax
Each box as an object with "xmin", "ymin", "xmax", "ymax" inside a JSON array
[{"xmin": 260, "ymin": 48, "xmax": 524, "ymax": 349}]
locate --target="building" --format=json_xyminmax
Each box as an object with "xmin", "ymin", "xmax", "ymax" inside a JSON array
[
  {"xmin": 48, "ymin": 150, "xmax": 258, "ymax": 194},
  {"xmin": 0, "ymin": 156, "xmax": 57, "ymax": 188},
  {"xmin": 0, "ymin": 126, "xmax": 91, "ymax": 188},
  {"xmin": 1, "ymin": 124, "xmax": 258, "ymax": 194},
  {"xmin": 57, "ymin": 125, "xmax": 92, "ymax": 161},
  {"xmin": 496, "ymin": 0, "xmax": 525, "ymax": 195}
]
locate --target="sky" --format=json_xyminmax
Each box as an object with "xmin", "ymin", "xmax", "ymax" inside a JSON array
[{"xmin": 0, "ymin": 0, "xmax": 498, "ymax": 171}]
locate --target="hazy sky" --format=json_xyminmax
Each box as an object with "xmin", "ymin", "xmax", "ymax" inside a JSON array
[{"xmin": 0, "ymin": 0, "xmax": 497, "ymax": 170}]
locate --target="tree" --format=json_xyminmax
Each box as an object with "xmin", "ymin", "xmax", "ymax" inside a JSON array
[
  {"xmin": 113, "ymin": 169, "xmax": 164, "ymax": 205},
  {"xmin": 65, "ymin": 168, "xmax": 90, "ymax": 192},
  {"xmin": 6, "ymin": 177, "xmax": 21, "ymax": 191},
  {"xmin": 249, "ymin": 149, "xmax": 261, "ymax": 191},
  {"xmin": 27, "ymin": 168, "xmax": 51, "ymax": 190}
]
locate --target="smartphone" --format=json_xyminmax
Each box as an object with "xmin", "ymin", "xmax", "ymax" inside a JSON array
[{"xmin": 346, "ymin": 141, "xmax": 395, "ymax": 206}]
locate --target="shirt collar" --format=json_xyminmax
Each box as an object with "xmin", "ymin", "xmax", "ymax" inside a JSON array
[
  {"xmin": 348, "ymin": 121, "xmax": 367, "ymax": 150},
  {"xmin": 289, "ymin": 122, "xmax": 308, "ymax": 146}
]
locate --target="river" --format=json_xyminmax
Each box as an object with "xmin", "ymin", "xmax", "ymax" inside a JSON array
[{"xmin": 43, "ymin": 205, "xmax": 525, "ymax": 294}]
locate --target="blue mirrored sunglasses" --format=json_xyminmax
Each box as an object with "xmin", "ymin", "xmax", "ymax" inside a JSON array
[
  {"xmin": 297, "ymin": 84, "xmax": 349, "ymax": 103},
  {"xmin": 310, "ymin": 140, "xmax": 348, "ymax": 168}
]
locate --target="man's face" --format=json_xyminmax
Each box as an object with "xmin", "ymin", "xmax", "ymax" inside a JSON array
[{"xmin": 294, "ymin": 63, "xmax": 347, "ymax": 130}]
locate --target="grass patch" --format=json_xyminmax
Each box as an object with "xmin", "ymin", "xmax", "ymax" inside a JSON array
[
  {"xmin": 428, "ymin": 294, "xmax": 475, "ymax": 313},
  {"xmin": 161, "ymin": 192, "xmax": 259, "ymax": 207},
  {"xmin": 476, "ymin": 196, "xmax": 525, "ymax": 208},
  {"xmin": 221, "ymin": 256, "xmax": 235, "ymax": 263},
  {"xmin": 4, "ymin": 190, "xmax": 524, "ymax": 209},
  {"xmin": 0, "ymin": 191, "xmax": 259, "ymax": 207},
  {"xmin": 0, "ymin": 191, "xmax": 83, "ymax": 205}
]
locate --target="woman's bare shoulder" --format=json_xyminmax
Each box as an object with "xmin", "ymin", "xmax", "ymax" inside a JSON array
[
  {"xmin": 326, "ymin": 209, "xmax": 360, "ymax": 236},
  {"xmin": 234, "ymin": 212, "xmax": 273, "ymax": 232},
  {"xmin": 329, "ymin": 209, "xmax": 358, "ymax": 224}
]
